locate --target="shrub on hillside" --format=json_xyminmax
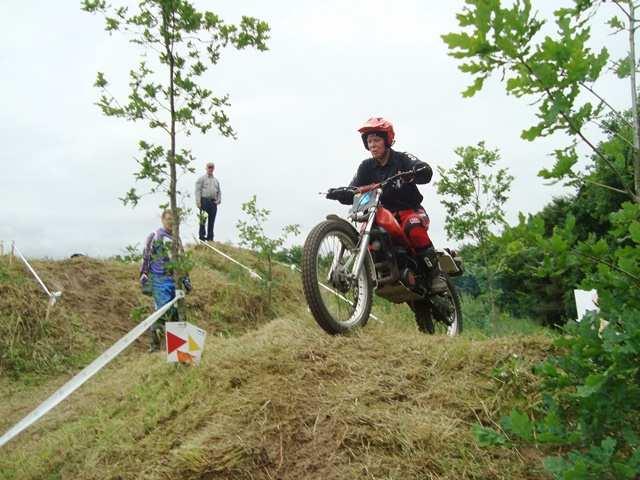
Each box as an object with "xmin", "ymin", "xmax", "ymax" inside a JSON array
[{"xmin": 477, "ymin": 312, "xmax": 640, "ymax": 479}]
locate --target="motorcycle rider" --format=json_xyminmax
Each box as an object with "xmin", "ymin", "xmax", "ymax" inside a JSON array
[{"xmin": 326, "ymin": 117, "xmax": 447, "ymax": 293}]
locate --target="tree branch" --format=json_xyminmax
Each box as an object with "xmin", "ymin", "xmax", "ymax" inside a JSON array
[
  {"xmin": 516, "ymin": 55, "xmax": 638, "ymax": 201},
  {"xmin": 144, "ymin": 111, "xmax": 171, "ymax": 134},
  {"xmin": 590, "ymin": 119, "xmax": 636, "ymax": 150},
  {"xmin": 573, "ymin": 250, "xmax": 640, "ymax": 285},
  {"xmin": 613, "ymin": 0, "xmax": 632, "ymax": 21},
  {"xmin": 579, "ymin": 81, "xmax": 634, "ymax": 130},
  {"xmin": 583, "ymin": 178, "xmax": 630, "ymax": 196},
  {"xmin": 627, "ymin": 0, "xmax": 640, "ymax": 199}
]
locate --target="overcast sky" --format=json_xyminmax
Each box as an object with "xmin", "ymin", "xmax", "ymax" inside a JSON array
[{"xmin": 0, "ymin": 1, "xmax": 632, "ymax": 259}]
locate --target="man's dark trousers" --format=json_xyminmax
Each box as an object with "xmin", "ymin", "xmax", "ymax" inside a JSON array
[{"xmin": 199, "ymin": 198, "xmax": 217, "ymax": 241}]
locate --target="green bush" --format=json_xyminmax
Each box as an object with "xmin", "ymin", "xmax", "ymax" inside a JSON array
[
  {"xmin": 462, "ymin": 294, "xmax": 545, "ymax": 337},
  {"xmin": 475, "ymin": 311, "xmax": 640, "ymax": 479}
]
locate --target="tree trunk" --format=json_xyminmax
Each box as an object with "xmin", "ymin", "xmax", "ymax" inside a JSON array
[
  {"xmin": 628, "ymin": 1, "xmax": 640, "ymax": 202},
  {"xmin": 165, "ymin": 13, "xmax": 179, "ymax": 264},
  {"xmin": 479, "ymin": 234, "xmax": 497, "ymax": 329},
  {"xmin": 162, "ymin": 6, "xmax": 185, "ymax": 319}
]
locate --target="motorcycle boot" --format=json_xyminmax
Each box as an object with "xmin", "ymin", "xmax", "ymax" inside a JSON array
[{"xmin": 419, "ymin": 246, "xmax": 448, "ymax": 294}]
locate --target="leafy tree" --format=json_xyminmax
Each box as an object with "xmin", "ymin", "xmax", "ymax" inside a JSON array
[
  {"xmin": 437, "ymin": 141, "xmax": 513, "ymax": 325},
  {"xmin": 82, "ymin": 0, "xmax": 269, "ymax": 271},
  {"xmin": 497, "ymin": 210, "xmax": 581, "ymax": 325},
  {"xmin": 236, "ymin": 195, "xmax": 300, "ymax": 304},
  {"xmin": 442, "ymin": 0, "xmax": 639, "ymax": 203},
  {"xmin": 477, "ymin": 115, "xmax": 633, "ymax": 325},
  {"xmin": 445, "ymin": 2, "xmax": 640, "ymax": 476},
  {"xmin": 486, "ymin": 114, "xmax": 635, "ymax": 325}
]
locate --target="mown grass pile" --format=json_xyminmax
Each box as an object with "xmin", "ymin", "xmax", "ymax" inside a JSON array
[
  {"xmin": 1, "ymin": 315, "xmax": 554, "ymax": 479},
  {"xmin": 1, "ymin": 245, "xmax": 556, "ymax": 479}
]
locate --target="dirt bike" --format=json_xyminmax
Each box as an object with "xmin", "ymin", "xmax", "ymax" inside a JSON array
[{"xmin": 301, "ymin": 167, "xmax": 464, "ymax": 335}]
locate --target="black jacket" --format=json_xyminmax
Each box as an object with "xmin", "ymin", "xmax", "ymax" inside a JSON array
[{"xmin": 348, "ymin": 149, "xmax": 433, "ymax": 211}]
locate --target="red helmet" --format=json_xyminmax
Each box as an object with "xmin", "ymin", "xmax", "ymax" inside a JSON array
[{"xmin": 358, "ymin": 117, "xmax": 395, "ymax": 150}]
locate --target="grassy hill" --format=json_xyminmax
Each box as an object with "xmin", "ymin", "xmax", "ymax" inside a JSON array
[
  {"xmin": 0, "ymin": 245, "xmax": 554, "ymax": 479},
  {"xmin": 0, "ymin": 244, "xmax": 301, "ymax": 381}
]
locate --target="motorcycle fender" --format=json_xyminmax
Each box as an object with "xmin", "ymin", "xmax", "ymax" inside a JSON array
[
  {"xmin": 326, "ymin": 215, "xmax": 377, "ymax": 286},
  {"xmin": 326, "ymin": 214, "xmax": 358, "ymax": 238}
]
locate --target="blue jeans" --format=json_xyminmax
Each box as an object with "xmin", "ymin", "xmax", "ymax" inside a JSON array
[{"xmin": 150, "ymin": 274, "xmax": 176, "ymax": 334}]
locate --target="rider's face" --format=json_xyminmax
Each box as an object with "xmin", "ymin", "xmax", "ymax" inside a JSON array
[{"xmin": 367, "ymin": 134, "xmax": 386, "ymax": 160}]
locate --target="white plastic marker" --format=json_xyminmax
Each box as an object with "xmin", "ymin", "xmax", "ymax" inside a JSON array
[
  {"xmin": 574, "ymin": 289, "xmax": 599, "ymax": 322},
  {"xmin": 0, "ymin": 290, "xmax": 185, "ymax": 449},
  {"xmin": 13, "ymin": 244, "xmax": 62, "ymax": 306},
  {"xmin": 197, "ymin": 239, "xmax": 263, "ymax": 280},
  {"xmin": 165, "ymin": 321, "xmax": 206, "ymax": 365}
]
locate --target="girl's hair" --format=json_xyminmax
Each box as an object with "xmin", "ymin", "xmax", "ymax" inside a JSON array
[{"xmin": 162, "ymin": 208, "xmax": 172, "ymax": 218}]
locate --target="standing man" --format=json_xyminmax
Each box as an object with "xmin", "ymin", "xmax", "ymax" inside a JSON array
[{"xmin": 195, "ymin": 162, "xmax": 221, "ymax": 241}]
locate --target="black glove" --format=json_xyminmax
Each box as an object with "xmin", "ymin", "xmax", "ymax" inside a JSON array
[
  {"xmin": 326, "ymin": 187, "xmax": 355, "ymax": 205},
  {"xmin": 182, "ymin": 275, "xmax": 193, "ymax": 293}
]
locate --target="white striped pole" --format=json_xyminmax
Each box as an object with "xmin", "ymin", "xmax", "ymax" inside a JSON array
[{"xmin": 12, "ymin": 244, "xmax": 62, "ymax": 305}]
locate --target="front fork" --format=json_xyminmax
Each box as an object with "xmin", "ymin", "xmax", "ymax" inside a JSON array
[{"xmin": 349, "ymin": 210, "xmax": 376, "ymax": 281}]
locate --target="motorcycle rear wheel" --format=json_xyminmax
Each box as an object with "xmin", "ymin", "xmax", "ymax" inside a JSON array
[
  {"xmin": 413, "ymin": 274, "xmax": 463, "ymax": 336},
  {"xmin": 301, "ymin": 220, "xmax": 373, "ymax": 335}
]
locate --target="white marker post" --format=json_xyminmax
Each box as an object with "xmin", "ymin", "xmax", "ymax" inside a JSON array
[
  {"xmin": 197, "ymin": 239, "xmax": 263, "ymax": 280},
  {"xmin": 12, "ymin": 244, "xmax": 62, "ymax": 308},
  {"xmin": 165, "ymin": 321, "xmax": 207, "ymax": 365},
  {"xmin": 574, "ymin": 289, "xmax": 599, "ymax": 322}
]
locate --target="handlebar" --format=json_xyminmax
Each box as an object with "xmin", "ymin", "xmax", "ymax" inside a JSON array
[
  {"xmin": 356, "ymin": 165, "xmax": 428, "ymax": 193},
  {"xmin": 325, "ymin": 165, "xmax": 427, "ymax": 202}
]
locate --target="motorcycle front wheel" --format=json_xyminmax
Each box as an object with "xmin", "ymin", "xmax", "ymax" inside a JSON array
[{"xmin": 301, "ymin": 220, "xmax": 373, "ymax": 335}]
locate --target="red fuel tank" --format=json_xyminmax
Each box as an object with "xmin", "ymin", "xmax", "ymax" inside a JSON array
[{"xmin": 375, "ymin": 207, "xmax": 412, "ymax": 251}]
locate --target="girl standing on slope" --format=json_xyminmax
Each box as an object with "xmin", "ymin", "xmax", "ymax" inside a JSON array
[{"xmin": 139, "ymin": 209, "xmax": 191, "ymax": 351}]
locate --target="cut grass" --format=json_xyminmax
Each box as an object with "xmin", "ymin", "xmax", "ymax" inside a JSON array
[
  {"xmin": 1, "ymin": 246, "xmax": 556, "ymax": 479},
  {"xmin": 0, "ymin": 314, "xmax": 554, "ymax": 479}
]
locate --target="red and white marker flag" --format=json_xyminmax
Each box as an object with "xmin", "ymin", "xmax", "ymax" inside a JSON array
[{"xmin": 165, "ymin": 322, "xmax": 207, "ymax": 365}]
